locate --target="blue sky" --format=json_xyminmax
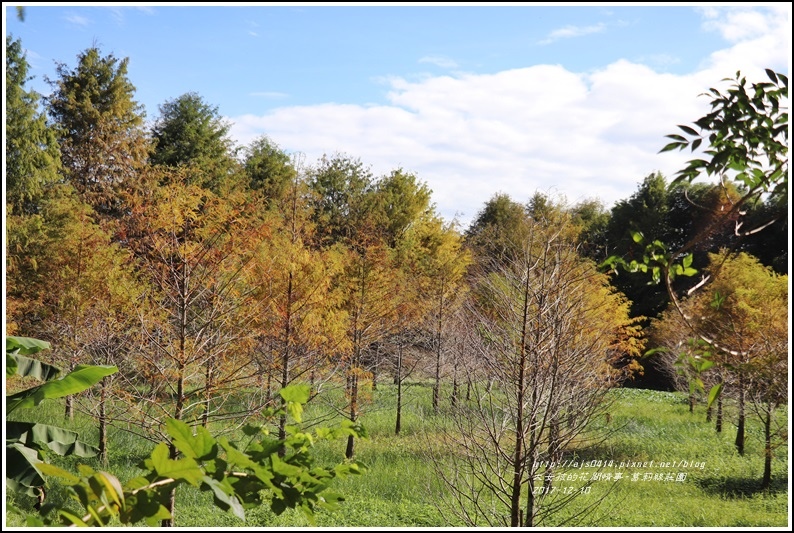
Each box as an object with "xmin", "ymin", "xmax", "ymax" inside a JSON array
[{"xmin": 4, "ymin": 3, "xmax": 791, "ymax": 226}]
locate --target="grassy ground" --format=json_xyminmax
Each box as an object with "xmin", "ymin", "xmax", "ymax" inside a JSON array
[{"xmin": 5, "ymin": 383, "xmax": 788, "ymax": 527}]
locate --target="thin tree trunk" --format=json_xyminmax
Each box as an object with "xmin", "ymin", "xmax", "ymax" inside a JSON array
[
  {"xmin": 735, "ymin": 377, "xmax": 745, "ymax": 456},
  {"xmin": 98, "ymin": 377, "xmax": 108, "ymax": 465},
  {"xmin": 761, "ymin": 403, "xmax": 773, "ymax": 490},
  {"xmin": 395, "ymin": 342, "xmax": 403, "ymax": 435},
  {"xmin": 510, "ymin": 271, "xmax": 531, "ymax": 527},
  {"xmin": 716, "ymin": 394, "xmax": 723, "ymax": 433},
  {"xmin": 346, "ymin": 372, "xmax": 358, "ymax": 459}
]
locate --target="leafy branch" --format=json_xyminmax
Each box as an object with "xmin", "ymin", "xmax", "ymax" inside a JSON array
[{"xmin": 26, "ymin": 384, "xmax": 367, "ymax": 527}]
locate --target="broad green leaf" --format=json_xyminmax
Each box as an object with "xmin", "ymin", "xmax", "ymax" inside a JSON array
[
  {"xmin": 218, "ymin": 437, "xmax": 258, "ymax": 470},
  {"xmin": 96, "ymin": 471, "xmax": 125, "ymax": 509},
  {"xmin": 6, "ymin": 364, "xmax": 118, "ymax": 413},
  {"xmin": 6, "ymin": 336, "xmax": 51, "ymax": 356},
  {"xmin": 631, "ymin": 231, "xmax": 644, "ymax": 244},
  {"xmin": 287, "ymin": 401, "xmax": 304, "ymax": 423},
  {"xmin": 37, "ymin": 462, "xmax": 81, "ymax": 485},
  {"xmin": 147, "ymin": 442, "xmax": 204, "ymax": 486},
  {"xmin": 166, "ymin": 418, "xmax": 217, "ymax": 461},
  {"xmin": 270, "ymin": 453, "xmax": 303, "ymax": 477},
  {"xmin": 682, "ymin": 253, "xmax": 693, "ymax": 268},
  {"xmin": 279, "ymin": 384, "xmax": 310, "ymax": 404},
  {"xmin": 642, "ymin": 347, "xmax": 668, "ymax": 358},
  {"xmin": 707, "ymin": 383, "xmax": 724, "ymax": 409},
  {"xmin": 58, "ymin": 509, "xmax": 89, "ymax": 527},
  {"xmin": 7, "ymin": 421, "xmax": 99, "ymax": 457},
  {"xmin": 6, "ymin": 442, "xmax": 45, "ymax": 494},
  {"xmin": 7, "ymin": 353, "xmax": 60, "ymax": 381},
  {"xmin": 202, "ymin": 476, "xmax": 245, "ymax": 520}
]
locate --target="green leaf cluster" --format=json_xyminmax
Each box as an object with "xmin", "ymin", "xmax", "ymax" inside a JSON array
[
  {"xmin": 28, "ymin": 383, "xmax": 367, "ymax": 526},
  {"xmin": 6, "ymin": 336, "xmax": 118, "ymax": 498}
]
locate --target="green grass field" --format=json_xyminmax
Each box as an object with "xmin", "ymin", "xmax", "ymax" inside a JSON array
[{"xmin": 5, "ymin": 383, "xmax": 789, "ymax": 527}]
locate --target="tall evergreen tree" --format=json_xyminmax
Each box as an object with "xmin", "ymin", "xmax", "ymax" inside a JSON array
[
  {"xmin": 243, "ymin": 135, "xmax": 297, "ymax": 206},
  {"xmin": 46, "ymin": 46, "xmax": 150, "ymax": 218},
  {"xmin": 150, "ymin": 92, "xmax": 239, "ymax": 192},
  {"xmin": 5, "ymin": 36, "xmax": 61, "ymax": 216}
]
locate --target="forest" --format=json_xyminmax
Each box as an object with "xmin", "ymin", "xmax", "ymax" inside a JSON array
[{"xmin": 4, "ymin": 35, "xmax": 789, "ymax": 528}]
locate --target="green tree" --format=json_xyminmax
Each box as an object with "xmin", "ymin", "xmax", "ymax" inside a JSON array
[
  {"xmin": 465, "ymin": 192, "xmax": 531, "ymax": 266},
  {"xmin": 243, "ymin": 135, "xmax": 297, "ymax": 206},
  {"xmin": 568, "ymin": 198, "xmax": 611, "ymax": 262},
  {"xmin": 46, "ymin": 46, "xmax": 150, "ymax": 218},
  {"xmin": 370, "ymin": 168, "xmax": 433, "ymax": 247},
  {"xmin": 604, "ymin": 172, "xmax": 672, "ymax": 321},
  {"xmin": 5, "ymin": 36, "xmax": 61, "ymax": 216},
  {"xmin": 603, "ymin": 69, "xmax": 788, "ymax": 397},
  {"xmin": 150, "ymin": 92, "xmax": 239, "ymax": 192},
  {"xmin": 308, "ymin": 153, "xmax": 374, "ymax": 247}
]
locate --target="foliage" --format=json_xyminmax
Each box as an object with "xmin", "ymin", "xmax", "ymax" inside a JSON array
[
  {"xmin": 5, "ymin": 35, "xmax": 61, "ymax": 216},
  {"xmin": 244, "ymin": 135, "xmax": 298, "ymax": 205},
  {"xmin": 151, "ymin": 91, "xmax": 240, "ymax": 192},
  {"xmin": 46, "ymin": 45, "xmax": 150, "ymax": 217},
  {"xmin": 27, "ymin": 385, "xmax": 367, "ymax": 526},
  {"xmin": 6, "ymin": 336, "xmax": 118, "ymax": 498},
  {"xmin": 602, "ymin": 69, "xmax": 788, "ymax": 322}
]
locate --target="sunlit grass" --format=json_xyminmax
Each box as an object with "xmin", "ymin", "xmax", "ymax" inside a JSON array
[{"xmin": 5, "ymin": 385, "xmax": 788, "ymax": 527}]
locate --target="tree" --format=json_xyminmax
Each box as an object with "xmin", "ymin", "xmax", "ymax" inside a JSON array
[
  {"xmin": 121, "ymin": 168, "xmax": 267, "ymax": 525},
  {"xmin": 46, "ymin": 45, "xmax": 150, "ymax": 218},
  {"xmin": 605, "ymin": 69, "xmax": 787, "ymax": 325},
  {"xmin": 248, "ymin": 162, "xmax": 349, "ymax": 446},
  {"xmin": 370, "ymin": 168, "xmax": 433, "ymax": 247},
  {"xmin": 5, "ymin": 36, "xmax": 61, "ymax": 216},
  {"xmin": 243, "ymin": 135, "xmax": 297, "ymax": 206},
  {"xmin": 404, "ymin": 216, "xmax": 471, "ymax": 412},
  {"xmin": 308, "ymin": 153, "xmax": 374, "ymax": 247},
  {"xmin": 603, "ymin": 68, "xmax": 788, "ymax": 447},
  {"xmin": 465, "ymin": 192, "xmax": 531, "ymax": 266},
  {"xmin": 568, "ymin": 198, "xmax": 610, "ymax": 262},
  {"xmin": 6, "ymin": 185, "xmax": 139, "ymax": 431},
  {"xmin": 692, "ymin": 252, "xmax": 787, "ymax": 459},
  {"xmin": 150, "ymin": 92, "xmax": 240, "ymax": 192},
  {"xmin": 433, "ymin": 218, "xmax": 643, "ymax": 527},
  {"xmin": 603, "ymin": 172, "xmax": 673, "ymax": 322}
]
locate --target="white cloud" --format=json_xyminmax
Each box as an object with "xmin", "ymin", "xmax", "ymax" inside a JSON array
[
  {"xmin": 227, "ymin": 7, "xmax": 790, "ymax": 228},
  {"xmin": 65, "ymin": 13, "xmax": 90, "ymax": 27},
  {"xmin": 538, "ymin": 23, "xmax": 606, "ymax": 45},
  {"xmin": 418, "ymin": 55, "xmax": 459, "ymax": 69},
  {"xmin": 698, "ymin": 5, "xmax": 788, "ymax": 42}
]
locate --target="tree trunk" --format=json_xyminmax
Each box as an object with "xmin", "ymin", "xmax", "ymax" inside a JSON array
[
  {"xmin": 715, "ymin": 395, "xmax": 723, "ymax": 433},
  {"xmin": 395, "ymin": 343, "xmax": 403, "ymax": 435},
  {"xmin": 433, "ymin": 284, "xmax": 444, "ymax": 412},
  {"xmin": 761, "ymin": 404, "xmax": 773, "ymax": 490},
  {"xmin": 98, "ymin": 377, "xmax": 108, "ymax": 465},
  {"xmin": 346, "ymin": 368, "xmax": 358, "ymax": 459},
  {"xmin": 735, "ymin": 378, "xmax": 745, "ymax": 456}
]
